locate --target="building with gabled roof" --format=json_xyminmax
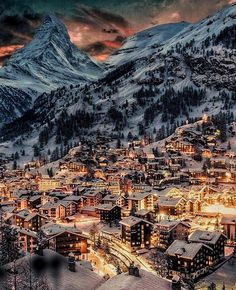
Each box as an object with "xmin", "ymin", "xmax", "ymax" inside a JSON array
[
  {"xmin": 127, "ymin": 191, "xmax": 154, "ymax": 212},
  {"xmin": 166, "ymin": 240, "xmax": 212, "ymax": 280},
  {"xmin": 95, "ymin": 204, "xmax": 121, "ymax": 223},
  {"xmin": 188, "ymin": 230, "xmax": 227, "ymax": 265},
  {"xmin": 158, "ymin": 196, "xmax": 186, "ymax": 216},
  {"xmin": 120, "ymin": 216, "xmax": 153, "ymax": 251},
  {"xmin": 154, "ymin": 220, "xmax": 190, "ymax": 250}
]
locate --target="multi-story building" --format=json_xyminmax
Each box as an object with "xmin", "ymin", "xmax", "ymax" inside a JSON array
[
  {"xmin": 102, "ymin": 194, "xmax": 125, "ymax": 207},
  {"xmin": 82, "ymin": 189, "xmax": 103, "ymax": 207},
  {"xmin": 15, "ymin": 226, "xmax": 37, "ymax": 254},
  {"xmin": 23, "ymin": 213, "xmax": 48, "ymax": 231},
  {"xmin": 95, "ymin": 204, "xmax": 121, "ymax": 223},
  {"xmin": 38, "ymin": 178, "xmax": 61, "ymax": 191},
  {"xmin": 188, "ymin": 230, "xmax": 226, "ymax": 265},
  {"xmin": 158, "ymin": 197, "xmax": 186, "ymax": 216},
  {"xmin": 221, "ymin": 215, "xmax": 236, "ymax": 243},
  {"xmin": 47, "ymin": 230, "xmax": 89, "ymax": 259},
  {"xmin": 154, "ymin": 220, "xmax": 190, "ymax": 250},
  {"xmin": 127, "ymin": 191, "xmax": 154, "ymax": 212},
  {"xmin": 166, "ymin": 240, "xmax": 212, "ymax": 280},
  {"xmin": 42, "ymin": 224, "xmax": 89, "ymax": 259},
  {"xmin": 39, "ymin": 200, "xmax": 76, "ymax": 219},
  {"xmin": 120, "ymin": 216, "xmax": 153, "ymax": 251},
  {"xmin": 59, "ymin": 161, "xmax": 88, "ymax": 174}
]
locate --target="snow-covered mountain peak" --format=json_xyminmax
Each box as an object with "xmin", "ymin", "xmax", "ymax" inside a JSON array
[
  {"xmin": 0, "ymin": 14, "xmax": 103, "ymax": 124},
  {"xmin": 8, "ymin": 14, "xmax": 77, "ymax": 63}
]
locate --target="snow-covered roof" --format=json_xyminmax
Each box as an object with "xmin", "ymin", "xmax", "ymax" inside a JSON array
[
  {"xmin": 5, "ymin": 249, "xmax": 103, "ymax": 290},
  {"xmin": 189, "ymin": 230, "xmax": 226, "ymax": 245},
  {"xmin": 95, "ymin": 204, "xmax": 120, "ymax": 211},
  {"xmin": 166, "ymin": 240, "xmax": 212, "ymax": 260},
  {"xmin": 155, "ymin": 220, "xmax": 190, "ymax": 229},
  {"xmin": 158, "ymin": 196, "xmax": 185, "ymax": 207},
  {"xmin": 128, "ymin": 191, "xmax": 152, "ymax": 201},
  {"xmin": 221, "ymin": 215, "xmax": 236, "ymax": 225},
  {"xmin": 97, "ymin": 269, "xmax": 171, "ymax": 290},
  {"xmin": 120, "ymin": 216, "xmax": 152, "ymax": 227},
  {"xmin": 41, "ymin": 223, "xmax": 81, "ymax": 237}
]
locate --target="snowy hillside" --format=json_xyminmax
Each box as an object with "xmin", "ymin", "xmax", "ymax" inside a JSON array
[
  {"xmin": 0, "ymin": 15, "xmax": 103, "ymax": 123},
  {"xmin": 106, "ymin": 22, "xmax": 189, "ymax": 66},
  {"xmin": 0, "ymin": 4, "xmax": 235, "ymax": 161}
]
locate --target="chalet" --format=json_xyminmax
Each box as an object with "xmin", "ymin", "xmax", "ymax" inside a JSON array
[
  {"xmin": 9, "ymin": 210, "xmax": 30, "ymax": 227},
  {"xmin": 17, "ymin": 197, "xmax": 29, "ymax": 210},
  {"xmin": 127, "ymin": 191, "xmax": 154, "ymax": 212},
  {"xmin": 0, "ymin": 183, "xmax": 10, "ymax": 199},
  {"xmin": 63, "ymin": 195, "xmax": 83, "ymax": 211},
  {"xmin": 158, "ymin": 197, "xmax": 186, "ymax": 216},
  {"xmin": 201, "ymin": 149, "xmax": 212, "ymax": 159},
  {"xmin": 120, "ymin": 216, "xmax": 153, "ymax": 251},
  {"xmin": 166, "ymin": 140, "xmax": 195, "ymax": 155},
  {"xmin": 135, "ymin": 209, "xmax": 154, "ymax": 222},
  {"xmin": 42, "ymin": 224, "xmax": 89, "ymax": 259},
  {"xmin": 229, "ymin": 159, "xmax": 236, "ymax": 170},
  {"xmin": 23, "ymin": 213, "xmax": 48, "ymax": 231},
  {"xmin": 28, "ymin": 195, "xmax": 42, "ymax": 209},
  {"xmin": 15, "ymin": 226, "xmax": 37, "ymax": 254},
  {"xmin": 95, "ymin": 204, "xmax": 121, "ymax": 223},
  {"xmin": 211, "ymin": 158, "xmax": 227, "ymax": 169},
  {"xmin": 80, "ymin": 206, "xmax": 98, "ymax": 217},
  {"xmin": 59, "ymin": 161, "xmax": 88, "ymax": 174},
  {"xmin": 59, "ymin": 200, "xmax": 77, "ymax": 217},
  {"xmin": 108, "ymin": 181, "xmax": 121, "ymax": 195},
  {"xmin": 185, "ymin": 198, "xmax": 201, "ymax": 213},
  {"xmin": 221, "ymin": 215, "xmax": 236, "ymax": 243},
  {"xmin": 38, "ymin": 178, "xmax": 61, "ymax": 191},
  {"xmin": 39, "ymin": 200, "xmax": 76, "ymax": 219},
  {"xmin": 82, "ymin": 189, "xmax": 103, "ymax": 207},
  {"xmin": 198, "ymin": 185, "xmax": 219, "ymax": 201},
  {"xmin": 231, "ymin": 170, "xmax": 236, "ymax": 182},
  {"xmin": 166, "ymin": 240, "xmax": 212, "ymax": 280},
  {"xmin": 208, "ymin": 168, "xmax": 227, "ymax": 180},
  {"xmin": 188, "ymin": 168, "xmax": 206, "ymax": 180},
  {"xmin": 188, "ymin": 230, "xmax": 226, "ymax": 265},
  {"xmin": 47, "ymin": 230, "xmax": 89, "ymax": 259},
  {"xmin": 154, "ymin": 220, "xmax": 190, "ymax": 250},
  {"xmin": 168, "ymin": 155, "xmax": 185, "ymax": 167},
  {"xmin": 102, "ymin": 194, "xmax": 124, "ymax": 207}
]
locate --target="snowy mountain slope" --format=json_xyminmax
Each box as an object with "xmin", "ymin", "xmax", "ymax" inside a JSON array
[
  {"xmin": 0, "ymin": 15, "xmax": 103, "ymax": 123},
  {"xmin": 106, "ymin": 22, "xmax": 189, "ymax": 66},
  {"xmin": 0, "ymin": 4, "xmax": 235, "ymax": 160},
  {"xmin": 0, "ymin": 86, "xmax": 33, "ymax": 124},
  {"xmin": 163, "ymin": 3, "xmax": 236, "ymax": 51}
]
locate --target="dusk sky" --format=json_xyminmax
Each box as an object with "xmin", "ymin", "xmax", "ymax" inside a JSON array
[{"xmin": 0, "ymin": 0, "xmax": 235, "ymax": 62}]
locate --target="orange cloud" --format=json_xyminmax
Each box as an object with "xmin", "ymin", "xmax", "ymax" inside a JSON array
[
  {"xmin": 0, "ymin": 45, "xmax": 23, "ymax": 58},
  {"xmin": 102, "ymin": 40, "xmax": 121, "ymax": 49},
  {"xmin": 93, "ymin": 54, "xmax": 110, "ymax": 61}
]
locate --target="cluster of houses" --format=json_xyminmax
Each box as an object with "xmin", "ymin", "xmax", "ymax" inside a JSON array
[{"xmin": 0, "ymin": 120, "xmax": 235, "ymax": 282}]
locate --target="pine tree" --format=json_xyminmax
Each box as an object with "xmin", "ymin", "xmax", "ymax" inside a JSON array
[
  {"xmin": 116, "ymin": 139, "xmax": 121, "ymax": 149},
  {"xmin": 33, "ymin": 144, "xmax": 40, "ymax": 157},
  {"xmin": 12, "ymin": 160, "xmax": 17, "ymax": 170},
  {"xmin": 14, "ymin": 152, "xmax": 19, "ymax": 160},
  {"xmin": 0, "ymin": 214, "xmax": 20, "ymax": 265}
]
